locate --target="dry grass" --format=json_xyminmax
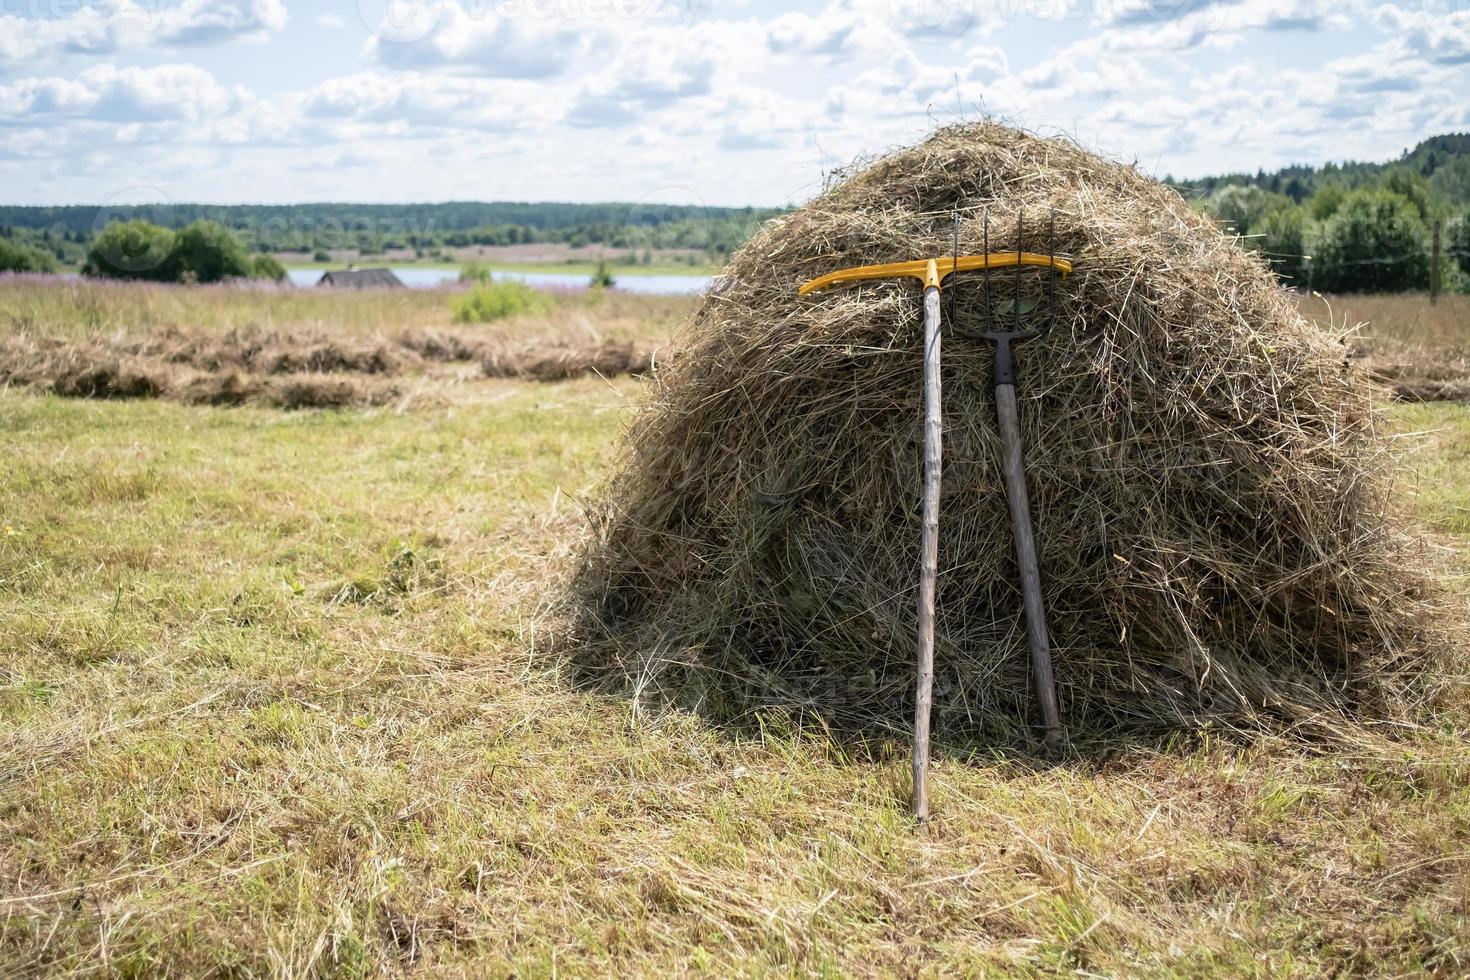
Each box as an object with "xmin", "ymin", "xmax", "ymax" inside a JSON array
[
  {"xmin": 1, "ymin": 385, "xmax": 1468, "ymax": 975},
  {"xmin": 1294, "ymin": 293, "xmax": 1470, "ymax": 402},
  {"xmin": 0, "ymin": 279, "xmax": 687, "ymax": 407},
  {"xmin": 1295, "ymin": 292, "xmax": 1470, "ymax": 355},
  {"xmin": 575, "ymin": 123, "xmax": 1458, "ymax": 746}
]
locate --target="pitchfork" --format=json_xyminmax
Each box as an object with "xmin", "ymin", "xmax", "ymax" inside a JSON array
[{"xmin": 798, "ymin": 208, "xmax": 1071, "ymax": 822}]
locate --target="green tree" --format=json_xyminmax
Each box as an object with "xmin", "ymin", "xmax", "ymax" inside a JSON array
[
  {"xmin": 1381, "ymin": 167, "xmax": 1435, "ymax": 219},
  {"xmin": 82, "ymin": 220, "xmax": 177, "ymax": 281},
  {"xmin": 1259, "ymin": 206, "xmax": 1310, "ymax": 285},
  {"xmin": 1205, "ymin": 184, "xmax": 1295, "ymax": 239},
  {"xmin": 0, "ymin": 239, "xmax": 59, "ymax": 274},
  {"xmin": 250, "ymin": 253, "xmax": 288, "ymax": 281},
  {"xmin": 172, "ymin": 220, "xmax": 251, "ymax": 283},
  {"xmin": 1446, "ymin": 213, "xmax": 1470, "ymax": 278},
  {"xmin": 1308, "ymin": 184, "xmax": 1348, "ymax": 222},
  {"xmin": 1308, "ymin": 189, "xmax": 1430, "ymax": 293}
]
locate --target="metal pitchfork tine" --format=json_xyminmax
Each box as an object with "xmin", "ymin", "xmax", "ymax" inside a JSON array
[{"xmin": 797, "ymin": 211, "xmax": 1072, "ymax": 823}]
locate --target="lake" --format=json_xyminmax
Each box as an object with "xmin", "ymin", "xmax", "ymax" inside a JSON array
[{"xmin": 287, "ymin": 266, "xmax": 711, "ymax": 294}]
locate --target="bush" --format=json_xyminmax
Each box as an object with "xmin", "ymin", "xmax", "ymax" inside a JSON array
[
  {"xmin": 452, "ymin": 281, "xmax": 549, "ymax": 323},
  {"xmin": 251, "ymin": 254, "xmax": 288, "ymax": 281},
  {"xmin": 0, "ymin": 239, "xmax": 59, "ymax": 274},
  {"xmin": 458, "ymin": 261, "xmax": 492, "ymax": 285},
  {"xmin": 313, "ymin": 249, "xmax": 331, "ymax": 262},
  {"xmin": 1308, "ymin": 190, "xmax": 1430, "ymax": 293},
  {"xmin": 83, "ymin": 220, "xmax": 177, "ymax": 281},
  {"xmin": 172, "ymin": 220, "xmax": 251, "ymax": 283},
  {"xmin": 589, "ymin": 260, "xmax": 616, "ymax": 289}
]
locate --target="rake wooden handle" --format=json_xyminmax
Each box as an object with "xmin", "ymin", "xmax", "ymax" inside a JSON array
[
  {"xmin": 914, "ymin": 280, "xmax": 941, "ymax": 824},
  {"xmin": 994, "ymin": 383, "xmax": 1063, "ymax": 742}
]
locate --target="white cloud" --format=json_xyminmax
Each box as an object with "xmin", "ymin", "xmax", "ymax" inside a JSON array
[
  {"xmin": 0, "ymin": 0, "xmax": 287, "ymax": 71},
  {"xmin": 363, "ymin": 0, "xmax": 610, "ymax": 77},
  {"xmin": 298, "ymin": 71, "xmax": 543, "ymax": 135},
  {"xmin": 318, "ymin": 14, "xmax": 348, "ymax": 30},
  {"xmin": 0, "ymin": 63, "xmax": 242, "ymax": 124},
  {"xmin": 1094, "ymin": 0, "xmax": 1350, "ymax": 49},
  {"xmin": 1373, "ymin": 4, "xmax": 1470, "ymax": 65}
]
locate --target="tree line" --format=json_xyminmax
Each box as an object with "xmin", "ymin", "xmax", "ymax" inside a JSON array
[
  {"xmin": 3, "ymin": 135, "xmax": 1468, "ymax": 291},
  {"xmin": 1174, "ymin": 133, "xmax": 1470, "ymax": 293},
  {"xmin": 0, "ymin": 201, "xmax": 785, "ymax": 261}
]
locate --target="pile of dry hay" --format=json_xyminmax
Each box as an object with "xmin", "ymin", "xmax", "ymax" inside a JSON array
[{"xmin": 571, "ymin": 123, "xmax": 1455, "ymax": 745}]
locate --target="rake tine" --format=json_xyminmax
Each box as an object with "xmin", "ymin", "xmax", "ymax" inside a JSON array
[
  {"xmin": 982, "ymin": 208, "xmax": 993, "ymax": 333},
  {"xmin": 1015, "ymin": 207, "xmax": 1024, "ymax": 335}
]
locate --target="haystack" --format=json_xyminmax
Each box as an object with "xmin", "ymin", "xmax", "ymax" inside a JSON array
[{"xmin": 571, "ymin": 122, "xmax": 1447, "ymax": 743}]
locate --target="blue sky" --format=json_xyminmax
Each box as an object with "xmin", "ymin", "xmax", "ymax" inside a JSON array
[{"xmin": 1, "ymin": 0, "xmax": 1467, "ymax": 207}]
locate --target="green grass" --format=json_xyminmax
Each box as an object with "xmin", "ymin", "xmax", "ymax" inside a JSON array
[{"xmin": 2, "ymin": 374, "xmax": 1469, "ymax": 974}]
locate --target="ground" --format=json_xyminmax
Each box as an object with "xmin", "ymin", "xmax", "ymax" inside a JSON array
[{"xmin": 1, "ymin": 285, "xmax": 1468, "ymax": 976}]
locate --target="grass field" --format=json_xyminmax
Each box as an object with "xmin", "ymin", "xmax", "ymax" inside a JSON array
[{"xmin": 2, "ymin": 284, "xmax": 1469, "ymax": 975}]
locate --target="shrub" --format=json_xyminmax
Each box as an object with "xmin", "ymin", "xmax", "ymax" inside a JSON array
[
  {"xmin": 452, "ymin": 281, "xmax": 549, "ymax": 323},
  {"xmin": 1308, "ymin": 189, "xmax": 1430, "ymax": 293},
  {"xmin": 589, "ymin": 260, "xmax": 616, "ymax": 289},
  {"xmin": 83, "ymin": 220, "xmax": 177, "ymax": 281},
  {"xmin": 251, "ymin": 254, "xmax": 288, "ymax": 281},
  {"xmin": 0, "ymin": 239, "xmax": 59, "ymax": 274},
  {"xmin": 313, "ymin": 249, "xmax": 331, "ymax": 262},
  {"xmin": 459, "ymin": 261, "xmax": 492, "ymax": 285}
]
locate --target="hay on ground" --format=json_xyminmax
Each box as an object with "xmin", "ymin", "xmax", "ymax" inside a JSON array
[{"xmin": 570, "ymin": 122, "xmax": 1456, "ymax": 746}]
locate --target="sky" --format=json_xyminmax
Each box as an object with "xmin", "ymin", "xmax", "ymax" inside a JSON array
[{"xmin": 1, "ymin": 0, "xmax": 1467, "ymax": 208}]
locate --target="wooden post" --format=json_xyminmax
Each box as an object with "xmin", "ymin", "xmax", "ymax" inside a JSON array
[
  {"xmin": 1431, "ymin": 219, "xmax": 1442, "ymax": 306},
  {"xmin": 993, "ymin": 382, "xmax": 1062, "ymax": 743},
  {"xmin": 914, "ymin": 266, "xmax": 941, "ymax": 824}
]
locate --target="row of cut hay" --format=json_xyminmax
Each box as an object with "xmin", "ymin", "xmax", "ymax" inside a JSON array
[
  {"xmin": 0, "ymin": 328, "xmax": 663, "ymax": 408},
  {"xmin": 568, "ymin": 122, "xmax": 1462, "ymax": 747}
]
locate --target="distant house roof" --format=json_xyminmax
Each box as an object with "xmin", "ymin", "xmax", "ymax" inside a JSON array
[{"xmin": 316, "ymin": 267, "xmax": 404, "ymax": 289}]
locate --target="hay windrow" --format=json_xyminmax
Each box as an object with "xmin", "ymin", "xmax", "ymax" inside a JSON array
[
  {"xmin": 570, "ymin": 122, "xmax": 1460, "ymax": 745},
  {"xmin": 0, "ymin": 325, "xmax": 661, "ymax": 408}
]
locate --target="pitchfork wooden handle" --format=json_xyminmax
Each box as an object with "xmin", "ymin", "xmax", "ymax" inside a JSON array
[{"xmin": 994, "ymin": 382, "xmax": 1063, "ymax": 743}]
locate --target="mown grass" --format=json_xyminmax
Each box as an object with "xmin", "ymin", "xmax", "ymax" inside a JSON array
[
  {"xmin": 2, "ymin": 288, "xmax": 1469, "ymax": 974},
  {"xmin": 2, "ymin": 368, "xmax": 1469, "ymax": 974}
]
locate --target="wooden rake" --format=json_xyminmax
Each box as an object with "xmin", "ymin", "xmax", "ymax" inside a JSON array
[{"xmin": 798, "ymin": 210, "xmax": 1072, "ymax": 823}]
